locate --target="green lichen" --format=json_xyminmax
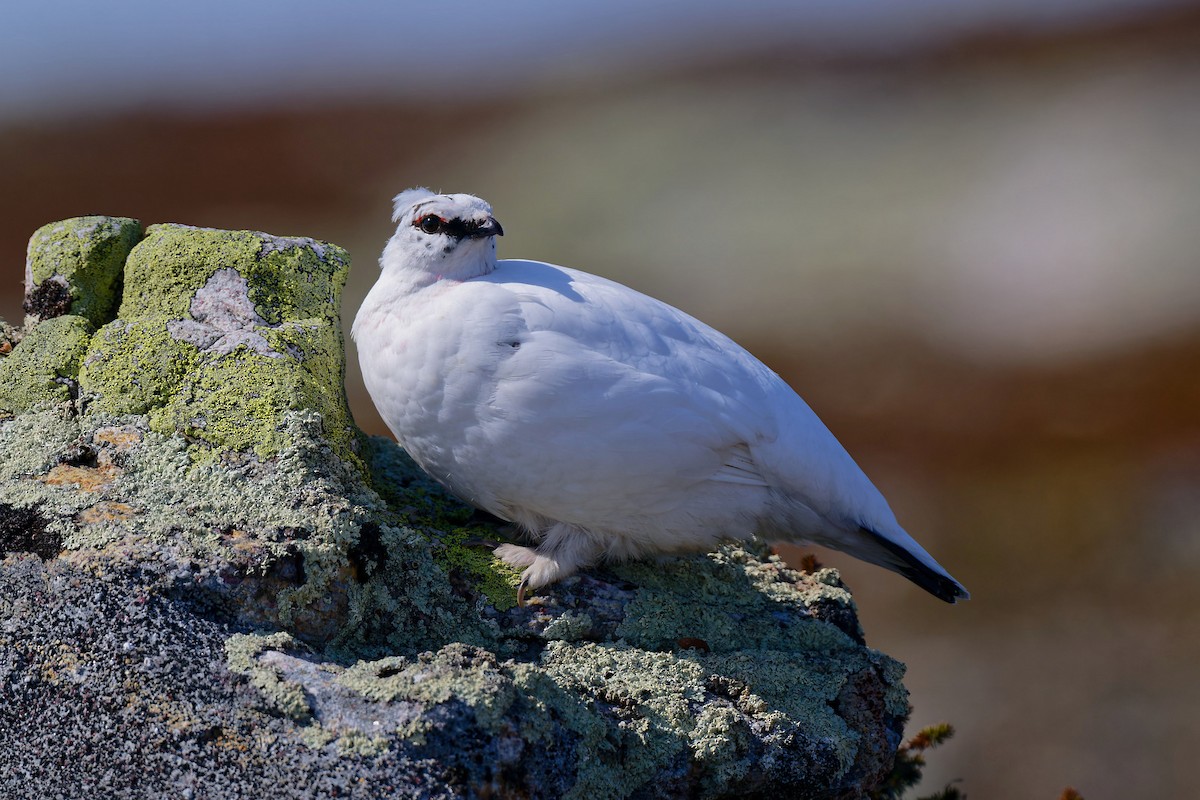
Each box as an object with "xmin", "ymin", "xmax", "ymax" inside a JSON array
[
  {"xmin": 524, "ymin": 637, "xmax": 863, "ymax": 800},
  {"xmin": 156, "ymin": 347, "xmax": 341, "ymax": 459},
  {"xmin": 117, "ymin": 226, "xmax": 346, "ymax": 323},
  {"xmin": 298, "ymin": 724, "xmax": 337, "ymax": 751},
  {"xmin": 79, "ymin": 320, "xmax": 200, "ymax": 415},
  {"xmin": 362, "ymin": 434, "xmax": 522, "ymax": 611},
  {"xmin": 1, "ymin": 318, "xmax": 20, "ymax": 351},
  {"xmin": 334, "ymin": 730, "xmax": 391, "ymax": 757},
  {"xmin": 327, "ymin": 624, "xmax": 880, "ymax": 797},
  {"xmin": 331, "ymin": 522, "xmax": 495, "ymax": 659},
  {"xmin": 338, "ymin": 643, "xmax": 516, "ymax": 741},
  {"xmin": 0, "ymin": 407, "xmax": 82, "ymax": 482},
  {"xmin": 875, "ymin": 651, "xmax": 910, "ymax": 718},
  {"xmin": 690, "ymin": 704, "xmax": 753, "ymax": 788},
  {"xmin": 0, "ymin": 406, "xmax": 494, "ymax": 656},
  {"xmin": 0, "ymin": 410, "xmax": 99, "ymax": 542},
  {"xmin": 25, "ymin": 216, "xmax": 142, "ymax": 326},
  {"xmin": 0, "ymin": 316, "xmax": 94, "ymax": 414},
  {"xmin": 543, "ymin": 642, "xmax": 702, "ymax": 799},
  {"xmin": 540, "ymin": 610, "xmax": 594, "ymax": 642},
  {"xmin": 612, "ymin": 547, "xmax": 857, "ymax": 654}
]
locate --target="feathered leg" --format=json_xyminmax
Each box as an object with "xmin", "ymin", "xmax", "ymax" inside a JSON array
[{"xmin": 493, "ymin": 522, "xmax": 604, "ymax": 606}]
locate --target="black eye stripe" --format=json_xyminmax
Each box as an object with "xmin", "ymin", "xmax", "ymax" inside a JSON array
[
  {"xmin": 443, "ymin": 218, "xmax": 478, "ymax": 238},
  {"xmin": 414, "ymin": 215, "xmax": 489, "ymax": 238}
]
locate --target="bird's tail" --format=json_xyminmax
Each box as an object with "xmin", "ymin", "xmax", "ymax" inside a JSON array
[
  {"xmin": 851, "ymin": 525, "xmax": 969, "ymax": 603},
  {"xmin": 764, "ymin": 503, "xmax": 970, "ymax": 603}
]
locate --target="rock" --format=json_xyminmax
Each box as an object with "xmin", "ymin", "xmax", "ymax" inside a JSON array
[
  {"xmin": 23, "ymin": 216, "xmax": 142, "ymax": 326},
  {"xmin": 0, "ymin": 218, "xmax": 909, "ymax": 799},
  {"xmin": 0, "ymin": 314, "xmax": 93, "ymax": 413},
  {"xmin": 78, "ymin": 222, "xmax": 356, "ymax": 459}
]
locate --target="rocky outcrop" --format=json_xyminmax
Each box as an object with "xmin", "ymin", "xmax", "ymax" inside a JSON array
[{"xmin": 0, "ymin": 217, "xmax": 908, "ymax": 799}]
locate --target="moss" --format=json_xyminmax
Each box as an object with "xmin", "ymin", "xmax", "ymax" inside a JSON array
[
  {"xmin": 24, "ymin": 216, "xmax": 142, "ymax": 326},
  {"xmin": 436, "ymin": 527, "xmax": 523, "ymax": 612},
  {"xmin": 0, "ymin": 316, "xmax": 94, "ymax": 414}
]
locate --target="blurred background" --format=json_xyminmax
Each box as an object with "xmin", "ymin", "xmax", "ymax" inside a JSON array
[{"xmin": 4, "ymin": 1, "xmax": 1199, "ymax": 796}]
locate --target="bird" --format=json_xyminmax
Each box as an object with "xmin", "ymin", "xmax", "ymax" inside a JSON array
[{"xmin": 353, "ymin": 188, "xmax": 968, "ymax": 606}]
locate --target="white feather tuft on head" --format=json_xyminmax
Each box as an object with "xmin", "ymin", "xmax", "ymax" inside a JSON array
[{"xmin": 392, "ymin": 188, "xmax": 439, "ymax": 222}]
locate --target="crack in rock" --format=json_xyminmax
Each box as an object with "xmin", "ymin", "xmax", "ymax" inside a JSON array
[{"xmin": 167, "ymin": 268, "xmax": 284, "ymax": 358}]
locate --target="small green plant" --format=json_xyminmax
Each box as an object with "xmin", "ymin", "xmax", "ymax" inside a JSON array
[{"xmin": 870, "ymin": 722, "xmax": 963, "ymax": 799}]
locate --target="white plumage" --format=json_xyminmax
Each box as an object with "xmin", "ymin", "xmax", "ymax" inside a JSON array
[{"xmin": 353, "ymin": 189, "xmax": 968, "ymax": 605}]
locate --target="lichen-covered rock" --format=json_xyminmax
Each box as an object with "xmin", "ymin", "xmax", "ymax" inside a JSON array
[
  {"xmin": 78, "ymin": 223, "xmax": 356, "ymax": 459},
  {"xmin": 24, "ymin": 215, "xmax": 142, "ymax": 325},
  {"xmin": 0, "ymin": 314, "xmax": 93, "ymax": 413},
  {"xmin": 0, "ymin": 218, "xmax": 909, "ymax": 799}
]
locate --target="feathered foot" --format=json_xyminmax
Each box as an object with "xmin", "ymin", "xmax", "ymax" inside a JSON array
[{"xmin": 493, "ymin": 523, "xmax": 601, "ymax": 607}]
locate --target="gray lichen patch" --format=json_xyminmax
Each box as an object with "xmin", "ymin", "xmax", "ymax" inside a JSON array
[
  {"xmin": 166, "ymin": 268, "xmax": 284, "ymax": 358},
  {"xmin": 24, "ymin": 216, "xmax": 142, "ymax": 326},
  {"xmin": 0, "ymin": 407, "xmax": 82, "ymax": 482},
  {"xmin": 225, "ymin": 632, "xmax": 314, "ymax": 720},
  {"xmin": 0, "ymin": 404, "xmax": 910, "ymax": 797},
  {"xmin": 255, "ymin": 232, "xmax": 330, "ymax": 261},
  {"xmin": 0, "ymin": 408, "xmax": 495, "ymax": 654}
]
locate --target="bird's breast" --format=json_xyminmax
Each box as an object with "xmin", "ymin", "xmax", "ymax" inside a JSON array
[{"xmin": 355, "ymin": 280, "xmax": 524, "ymax": 502}]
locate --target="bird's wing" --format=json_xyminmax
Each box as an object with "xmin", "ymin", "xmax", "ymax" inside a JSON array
[{"xmin": 448, "ymin": 259, "xmax": 780, "ymax": 524}]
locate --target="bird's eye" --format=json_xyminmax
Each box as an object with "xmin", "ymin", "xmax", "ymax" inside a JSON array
[{"xmin": 418, "ymin": 215, "xmax": 443, "ymax": 234}]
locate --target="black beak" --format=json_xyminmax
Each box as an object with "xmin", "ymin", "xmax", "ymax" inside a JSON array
[
  {"xmin": 440, "ymin": 215, "xmax": 505, "ymax": 240},
  {"xmin": 468, "ymin": 216, "xmax": 503, "ymax": 239}
]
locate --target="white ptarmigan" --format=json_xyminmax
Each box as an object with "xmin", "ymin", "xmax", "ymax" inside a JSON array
[{"xmin": 353, "ymin": 189, "xmax": 968, "ymax": 605}]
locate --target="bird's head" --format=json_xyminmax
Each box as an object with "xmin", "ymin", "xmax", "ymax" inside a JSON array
[{"xmin": 380, "ymin": 188, "xmax": 504, "ymax": 280}]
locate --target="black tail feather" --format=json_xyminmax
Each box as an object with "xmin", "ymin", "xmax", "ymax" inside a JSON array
[{"xmin": 859, "ymin": 526, "xmax": 969, "ymax": 604}]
